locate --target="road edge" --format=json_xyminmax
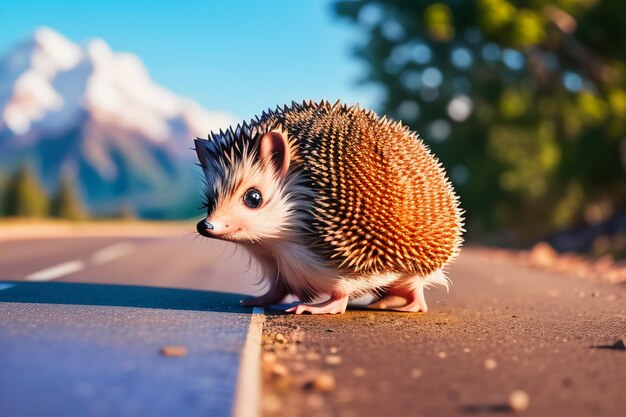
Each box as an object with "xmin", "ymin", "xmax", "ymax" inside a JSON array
[{"xmin": 233, "ymin": 307, "xmax": 265, "ymax": 417}]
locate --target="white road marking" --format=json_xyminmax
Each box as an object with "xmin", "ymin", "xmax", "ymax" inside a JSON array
[
  {"xmin": 90, "ymin": 242, "xmax": 135, "ymax": 265},
  {"xmin": 0, "ymin": 283, "xmax": 15, "ymax": 291},
  {"xmin": 233, "ymin": 307, "xmax": 264, "ymax": 417},
  {"xmin": 25, "ymin": 261, "xmax": 85, "ymax": 281},
  {"xmin": 21, "ymin": 241, "xmax": 134, "ymax": 282}
]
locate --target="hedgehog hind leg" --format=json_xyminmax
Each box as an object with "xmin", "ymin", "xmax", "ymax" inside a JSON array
[
  {"xmin": 368, "ymin": 283, "xmax": 428, "ymax": 312},
  {"xmin": 285, "ymin": 290, "xmax": 349, "ymax": 315},
  {"xmin": 369, "ymin": 269, "xmax": 449, "ymax": 312},
  {"xmin": 389, "ymin": 284, "xmax": 428, "ymax": 313}
]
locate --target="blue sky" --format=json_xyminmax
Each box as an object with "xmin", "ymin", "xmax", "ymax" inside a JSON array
[{"xmin": 0, "ymin": 0, "xmax": 378, "ymax": 121}]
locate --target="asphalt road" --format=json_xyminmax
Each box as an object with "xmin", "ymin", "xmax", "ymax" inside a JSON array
[
  {"xmin": 1, "ymin": 231, "xmax": 625, "ymax": 417},
  {"xmin": 0, "ymin": 231, "xmax": 264, "ymax": 417},
  {"xmin": 0, "ymin": 295, "xmax": 252, "ymax": 417},
  {"xmin": 0, "ymin": 233, "xmax": 263, "ymax": 294}
]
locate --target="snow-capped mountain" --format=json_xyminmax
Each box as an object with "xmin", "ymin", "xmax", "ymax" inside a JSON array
[{"xmin": 0, "ymin": 27, "xmax": 236, "ymax": 218}]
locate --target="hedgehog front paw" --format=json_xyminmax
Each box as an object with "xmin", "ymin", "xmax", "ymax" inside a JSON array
[{"xmin": 285, "ymin": 292, "xmax": 349, "ymax": 315}]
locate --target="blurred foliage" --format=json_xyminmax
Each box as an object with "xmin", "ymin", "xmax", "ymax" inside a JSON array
[
  {"xmin": 0, "ymin": 173, "xmax": 5, "ymax": 214},
  {"xmin": 50, "ymin": 174, "xmax": 87, "ymax": 221},
  {"xmin": 334, "ymin": 0, "xmax": 626, "ymax": 242},
  {"xmin": 116, "ymin": 203, "xmax": 138, "ymax": 221},
  {"xmin": 1, "ymin": 164, "xmax": 90, "ymax": 220},
  {"xmin": 2, "ymin": 163, "xmax": 49, "ymax": 217}
]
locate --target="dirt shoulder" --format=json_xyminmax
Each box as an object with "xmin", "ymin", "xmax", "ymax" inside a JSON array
[
  {"xmin": 260, "ymin": 249, "xmax": 626, "ymax": 417},
  {"xmin": 0, "ymin": 219, "xmax": 193, "ymax": 241}
]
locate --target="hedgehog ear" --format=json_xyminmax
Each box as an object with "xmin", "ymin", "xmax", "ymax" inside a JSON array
[{"xmin": 259, "ymin": 129, "xmax": 290, "ymax": 178}]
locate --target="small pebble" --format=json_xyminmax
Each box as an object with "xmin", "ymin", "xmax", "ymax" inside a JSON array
[
  {"xmin": 463, "ymin": 348, "xmax": 471, "ymax": 353},
  {"xmin": 353, "ymin": 367, "xmax": 366, "ymax": 377},
  {"xmin": 508, "ymin": 390, "xmax": 530, "ymax": 412},
  {"xmin": 410, "ymin": 368, "xmax": 422, "ymax": 378},
  {"xmin": 262, "ymin": 352, "xmax": 277, "ymax": 363},
  {"xmin": 159, "ymin": 346, "xmax": 187, "ymax": 357},
  {"xmin": 271, "ymin": 363, "xmax": 289, "ymax": 377},
  {"xmin": 437, "ymin": 351, "xmax": 447, "ymax": 359},
  {"xmin": 591, "ymin": 291, "xmax": 600, "ymax": 298},
  {"xmin": 275, "ymin": 333, "xmax": 285, "ymax": 343},
  {"xmin": 484, "ymin": 358, "xmax": 497, "ymax": 370},
  {"xmin": 312, "ymin": 373, "xmax": 336, "ymax": 392},
  {"xmin": 326, "ymin": 328, "xmax": 335, "ymax": 332},
  {"xmin": 325, "ymin": 355, "xmax": 342, "ymax": 365},
  {"xmin": 330, "ymin": 346, "xmax": 339, "ymax": 354},
  {"xmin": 305, "ymin": 352, "xmax": 321, "ymax": 361}
]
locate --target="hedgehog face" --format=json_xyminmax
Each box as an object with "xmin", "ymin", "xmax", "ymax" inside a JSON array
[{"xmin": 196, "ymin": 130, "xmax": 293, "ymax": 242}]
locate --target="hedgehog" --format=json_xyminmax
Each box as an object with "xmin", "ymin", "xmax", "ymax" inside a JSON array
[{"xmin": 194, "ymin": 100, "xmax": 463, "ymax": 314}]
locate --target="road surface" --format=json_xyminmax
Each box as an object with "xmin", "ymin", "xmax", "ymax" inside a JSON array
[
  {"xmin": 262, "ymin": 249, "xmax": 626, "ymax": 417},
  {"xmin": 0, "ymin": 232, "xmax": 262, "ymax": 293},
  {"xmin": 0, "ymin": 229, "xmax": 264, "ymax": 417},
  {"xmin": 0, "ymin": 228, "xmax": 625, "ymax": 417}
]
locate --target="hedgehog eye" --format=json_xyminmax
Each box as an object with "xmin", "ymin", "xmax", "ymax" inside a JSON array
[{"xmin": 243, "ymin": 188, "xmax": 262, "ymax": 208}]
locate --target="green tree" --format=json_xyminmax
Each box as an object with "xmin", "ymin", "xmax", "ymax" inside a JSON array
[
  {"xmin": 117, "ymin": 202, "xmax": 137, "ymax": 221},
  {"xmin": 50, "ymin": 173, "xmax": 87, "ymax": 220},
  {"xmin": 2, "ymin": 163, "xmax": 49, "ymax": 217},
  {"xmin": 334, "ymin": 0, "xmax": 626, "ymax": 243},
  {"xmin": 0, "ymin": 173, "xmax": 6, "ymax": 216}
]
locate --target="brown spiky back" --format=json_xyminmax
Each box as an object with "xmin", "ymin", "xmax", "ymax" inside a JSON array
[{"xmin": 277, "ymin": 101, "xmax": 463, "ymax": 276}]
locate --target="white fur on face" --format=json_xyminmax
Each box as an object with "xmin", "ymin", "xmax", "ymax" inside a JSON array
[{"xmin": 206, "ymin": 150, "xmax": 296, "ymax": 242}]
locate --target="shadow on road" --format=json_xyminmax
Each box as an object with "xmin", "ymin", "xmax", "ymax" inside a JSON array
[
  {"xmin": 0, "ymin": 281, "xmax": 252, "ymax": 314},
  {"xmin": 592, "ymin": 339, "xmax": 626, "ymax": 351},
  {"xmin": 460, "ymin": 404, "xmax": 512, "ymax": 414}
]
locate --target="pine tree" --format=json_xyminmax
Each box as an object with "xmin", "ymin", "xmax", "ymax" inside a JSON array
[
  {"xmin": 50, "ymin": 173, "xmax": 87, "ymax": 220},
  {"xmin": 0, "ymin": 173, "xmax": 6, "ymax": 216},
  {"xmin": 2, "ymin": 163, "xmax": 49, "ymax": 217}
]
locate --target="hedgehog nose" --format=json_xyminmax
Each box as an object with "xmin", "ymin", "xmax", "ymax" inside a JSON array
[{"xmin": 196, "ymin": 219, "xmax": 214, "ymax": 237}]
